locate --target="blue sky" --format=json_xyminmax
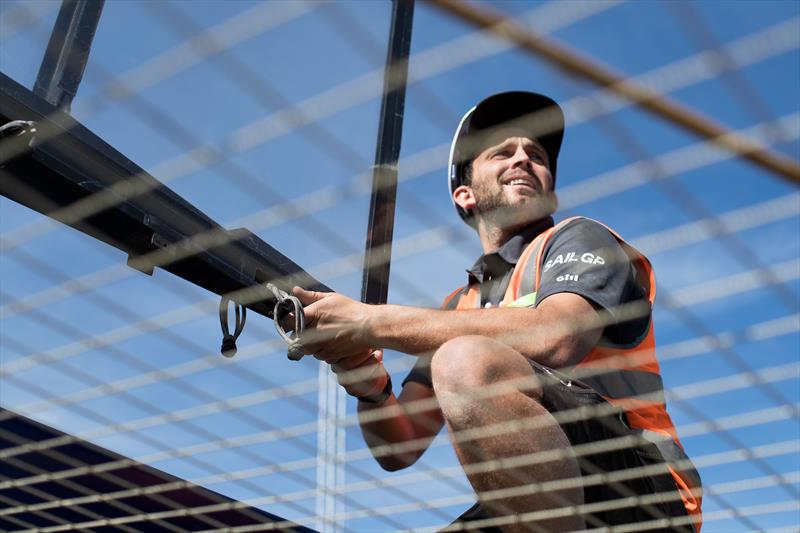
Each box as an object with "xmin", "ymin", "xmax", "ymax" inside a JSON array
[{"xmin": 1, "ymin": 0, "xmax": 799, "ymax": 531}]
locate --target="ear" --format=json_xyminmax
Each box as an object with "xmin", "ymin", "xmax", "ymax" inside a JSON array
[{"xmin": 453, "ymin": 185, "xmax": 476, "ymax": 212}]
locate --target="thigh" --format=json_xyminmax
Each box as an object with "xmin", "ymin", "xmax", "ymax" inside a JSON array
[{"xmin": 529, "ymin": 361, "xmax": 694, "ymax": 532}]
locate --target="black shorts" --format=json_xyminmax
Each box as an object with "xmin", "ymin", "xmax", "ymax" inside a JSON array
[{"xmin": 450, "ymin": 361, "xmax": 694, "ymax": 533}]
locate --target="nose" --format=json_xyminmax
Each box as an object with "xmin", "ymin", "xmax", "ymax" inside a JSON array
[{"xmin": 509, "ymin": 144, "xmax": 532, "ymax": 169}]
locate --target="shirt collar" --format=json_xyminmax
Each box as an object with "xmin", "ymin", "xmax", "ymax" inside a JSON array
[{"xmin": 466, "ymin": 216, "xmax": 554, "ymax": 283}]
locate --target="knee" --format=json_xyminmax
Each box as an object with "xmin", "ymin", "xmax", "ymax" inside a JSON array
[{"xmin": 431, "ymin": 336, "xmax": 541, "ymax": 398}]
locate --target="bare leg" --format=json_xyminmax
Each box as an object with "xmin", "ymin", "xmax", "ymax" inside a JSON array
[{"xmin": 431, "ymin": 336, "xmax": 584, "ymax": 533}]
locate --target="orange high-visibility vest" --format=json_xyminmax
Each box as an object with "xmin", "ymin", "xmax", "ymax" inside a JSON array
[{"xmin": 442, "ymin": 217, "xmax": 702, "ymax": 530}]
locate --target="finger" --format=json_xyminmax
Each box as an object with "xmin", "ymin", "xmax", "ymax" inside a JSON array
[
  {"xmin": 330, "ymin": 350, "xmax": 375, "ymax": 371},
  {"xmin": 292, "ymin": 286, "xmax": 331, "ymax": 306},
  {"xmin": 279, "ymin": 313, "xmax": 296, "ymax": 332}
]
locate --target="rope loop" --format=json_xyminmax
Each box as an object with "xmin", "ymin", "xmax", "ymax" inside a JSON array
[
  {"xmin": 219, "ymin": 296, "xmax": 246, "ymax": 358},
  {"xmin": 266, "ymin": 283, "xmax": 306, "ymax": 361}
]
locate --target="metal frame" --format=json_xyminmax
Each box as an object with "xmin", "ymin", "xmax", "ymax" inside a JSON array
[
  {"xmin": 0, "ymin": 73, "xmax": 328, "ymax": 316},
  {"xmin": 361, "ymin": 0, "xmax": 415, "ymax": 305},
  {"xmin": 33, "ymin": 0, "xmax": 105, "ymax": 111},
  {"xmin": 0, "ymin": 407, "xmax": 314, "ymax": 532}
]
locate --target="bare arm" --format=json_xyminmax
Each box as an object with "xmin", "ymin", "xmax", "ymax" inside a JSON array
[
  {"xmin": 296, "ymin": 288, "xmax": 606, "ymax": 470},
  {"xmin": 296, "ymin": 288, "xmax": 605, "ymax": 369},
  {"xmin": 357, "ymin": 382, "xmax": 444, "ymax": 471}
]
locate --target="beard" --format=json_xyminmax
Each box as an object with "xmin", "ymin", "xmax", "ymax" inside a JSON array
[{"xmin": 472, "ymin": 181, "xmax": 558, "ymax": 230}]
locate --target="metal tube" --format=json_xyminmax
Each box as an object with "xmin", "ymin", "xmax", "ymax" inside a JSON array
[
  {"xmin": 361, "ymin": 0, "xmax": 415, "ymax": 305},
  {"xmin": 34, "ymin": 0, "xmax": 105, "ymax": 112}
]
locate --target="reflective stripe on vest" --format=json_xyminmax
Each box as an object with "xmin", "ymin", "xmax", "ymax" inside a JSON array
[{"xmin": 639, "ymin": 429, "xmax": 703, "ymax": 492}]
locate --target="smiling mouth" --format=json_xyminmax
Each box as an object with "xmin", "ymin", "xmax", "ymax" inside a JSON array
[{"xmin": 504, "ymin": 178, "xmax": 537, "ymax": 190}]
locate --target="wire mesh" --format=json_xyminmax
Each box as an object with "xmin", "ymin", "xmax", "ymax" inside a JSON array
[{"xmin": 1, "ymin": 0, "xmax": 798, "ymax": 531}]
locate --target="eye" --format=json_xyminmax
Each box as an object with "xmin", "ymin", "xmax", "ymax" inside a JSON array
[{"xmin": 528, "ymin": 151, "xmax": 545, "ymax": 163}]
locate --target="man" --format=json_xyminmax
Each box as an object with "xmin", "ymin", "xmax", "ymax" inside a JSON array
[{"xmin": 292, "ymin": 92, "xmax": 702, "ymax": 532}]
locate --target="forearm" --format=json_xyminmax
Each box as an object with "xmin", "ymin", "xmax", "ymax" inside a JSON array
[
  {"xmin": 366, "ymin": 301, "xmax": 602, "ymax": 368},
  {"xmin": 357, "ymin": 388, "xmax": 442, "ymax": 471},
  {"xmin": 357, "ymin": 395, "xmax": 418, "ymax": 470}
]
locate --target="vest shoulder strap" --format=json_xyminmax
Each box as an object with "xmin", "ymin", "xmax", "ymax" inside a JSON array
[
  {"xmin": 508, "ymin": 217, "xmax": 585, "ymax": 304},
  {"xmin": 518, "ymin": 216, "xmax": 656, "ymax": 304},
  {"xmin": 442, "ymin": 286, "xmax": 465, "ymax": 310}
]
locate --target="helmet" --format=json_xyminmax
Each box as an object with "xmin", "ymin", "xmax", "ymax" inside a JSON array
[{"xmin": 448, "ymin": 91, "xmax": 565, "ymax": 222}]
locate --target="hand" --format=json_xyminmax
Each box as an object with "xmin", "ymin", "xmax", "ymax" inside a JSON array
[
  {"xmin": 330, "ymin": 349, "xmax": 389, "ymax": 399},
  {"xmin": 293, "ymin": 287, "xmax": 373, "ymax": 361}
]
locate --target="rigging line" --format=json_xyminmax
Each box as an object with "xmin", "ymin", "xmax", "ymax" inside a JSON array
[
  {"xmin": 428, "ymin": 0, "xmax": 800, "ymax": 184},
  {"xmin": 4, "ymin": 219, "xmax": 796, "ymax": 386},
  {"xmin": 0, "ymin": 225, "xmax": 453, "ymax": 382},
  {"xmin": 3, "ymin": 6, "xmax": 796, "ymax": 253},
  {"xmin": 5, "ymin": 306, "xmax": 796, "ymax": 440},
  {"xmin": 0, "ymin": 305, "xmax": 446, "ymax": 529},
  {"xmin": 2, "ymin": 183, "xmax": 797, "ymax": 335},
  {"xmin": 1, "ymin": 109, "xmax": 792, "ymax": 532},
  {"xmin": 664, "ymin": 0, "xmax": 792, "ymax": 146},
  {"xmin": 316, "ymin": 443, "xmax": 800, "ymax": 528},
  {"xmin": 548, "ymin": 72, "xmax": 799, "ymax": 511},
  {"xmin": 0, "ymin": 428, "xmax": 226, "ymax": 532},
  {"xmin": 3, "ymin": 409, "xmax": 795, "ymax": 516},
  {"xmin": 1, "ymin": 408, "xmax": 798, "ymax": 528},
  {"xmin": 0, "ymin": 332, "xmax": 327, "ymax": 528},
  {"xmin": 630, "ymin": 192, "xmax": 800, "ymax": 256},
  {"xmin": 557, "ymin": 86, "xmax": 800, "ymax": 312},
  {"xmin": 0, "ymin": 115, "xmax": 792, "ymax": 360},
  {"xmin": 74, "ymin": 0, "xmax": 324, "ymax": 118},
  {"xmin": 1, "ymin": 237, "xmax": 796, "ymax": 462},
  {"xmin": 558, "ymin": 111, "xmax": 800, "ymax": 210},
  {"xmin": 0, "ymin": 0, "xmax": 58, "ymax": 43},
  {"xmin": 1, "ymin": 243, "xmax": 792, "ymax": 496},
  {"xmin": 0, "ymin": 9, "xmax": 470, "ymax": 294},
  {"xmin": 70, "ymin": 0, "xmax": 621, "ymax": 119},
  {"xmin": 3, "ymin": 349, "xmax": 796, "ymax": 490},
  {"xmin": 317, "ymin": 0, "xmax": 462, "ymax": 133},
  {"xmin": 1, "ymin": 105, "xmax": 796, "ymax": 289},
  {"xmin": 0, "ymin": 331, "xmax": 413, "ymax": 531}
]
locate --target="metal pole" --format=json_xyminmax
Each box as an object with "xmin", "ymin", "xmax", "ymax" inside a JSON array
[
  {"xmin": 34, "ymin": 0, "xmax": 105, "ymax": 112},
  {"xmin": 317, "ymin": 3, "xmax": 414, "ymax": 529},
  {"xmin": 428, "ymin": 0, "xmax": 800, "ymax": 186},
  {"xmin": 361, "ymin": 0, "xmax": 415, "ymax": 305}
]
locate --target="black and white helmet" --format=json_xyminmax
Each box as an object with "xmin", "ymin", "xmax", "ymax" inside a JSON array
[{"xmin": 448, "ymin": 91, "xmax": 565, "ymax": 222}]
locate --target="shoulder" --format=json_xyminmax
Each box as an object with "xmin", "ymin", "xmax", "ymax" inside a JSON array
[
  {"xmin": 551, "ymin": 217, "xmax": 619, "ymax": 243},
  {"xmin": 541, "ymin": 217, "xmax": 625, "ymax": 259}
]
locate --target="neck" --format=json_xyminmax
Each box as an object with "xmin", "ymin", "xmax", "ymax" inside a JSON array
[{"xmin": 477, "ymin": 219, "xmax": 528, "ymax": 253}]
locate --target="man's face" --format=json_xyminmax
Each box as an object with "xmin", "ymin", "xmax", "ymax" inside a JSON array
[{"xmin": 464, "ymin": 133, "xmax": 557, "ymax": 230}]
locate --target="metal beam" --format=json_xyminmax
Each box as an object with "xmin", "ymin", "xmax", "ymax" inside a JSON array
[
  {"xmin": 34, "ymin": 0, "xmax": 105, "ymax": 111},
  {"xmin": 1, "ymin": 73, "xmax": 328, "ymax": 317},
  {"xmin": 361, "ymin": 0, "xmax": 415, "ymax": 305},
  {"xmin": 428, "ymin": 0, "xmax": 800, "ymax": 186}
]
